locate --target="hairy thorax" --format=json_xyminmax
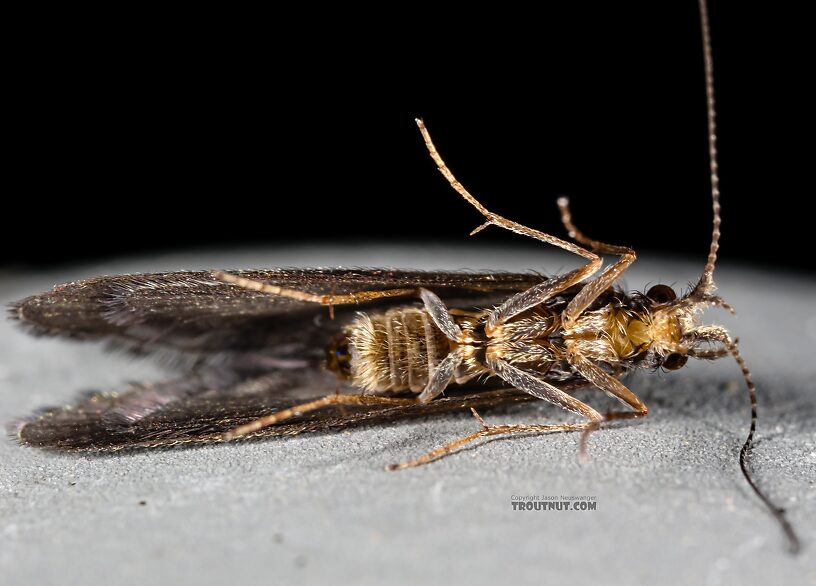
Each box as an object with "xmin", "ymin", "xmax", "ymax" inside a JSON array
[{"xmin": 562, "ymin": 304, "xmax": 688, "ymax": 363}]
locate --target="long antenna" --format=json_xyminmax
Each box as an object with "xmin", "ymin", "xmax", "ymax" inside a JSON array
[
  {"xmin": 728, "ymin": 342, "xmax": 801, "ymax": 554},
  {"xmin": 697, "ymin": 0, "xmax": 801, "ymax": 554},
  {"xmin": 695, "ymin": 0, "xmax": 721, "ymax": 298}
]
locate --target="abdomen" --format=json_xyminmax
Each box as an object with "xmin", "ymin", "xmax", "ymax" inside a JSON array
[{"xmin": 346, "ymin": 307, "xmax": 452, "ymax": 393}]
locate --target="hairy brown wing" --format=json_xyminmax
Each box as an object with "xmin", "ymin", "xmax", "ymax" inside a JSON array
[
  {"xmin": 11, "ymin": 370, "xmax": 590, "ymax": 451},
  {"xmin": 9, "ymin": 269, "xmax": 600, "ymax": 452},
  {"xmin": 10, "ymin": 268, "xmax": 546, "ymax": 357}
]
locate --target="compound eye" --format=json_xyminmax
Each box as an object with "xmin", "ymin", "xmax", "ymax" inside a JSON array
[
  {"xmin": 662, "ymin": 353, "xmax": 688, "ymax": 370},
  {"xmin": 646, "ymin": 284, "xmax": 677, "ymax": 304}
]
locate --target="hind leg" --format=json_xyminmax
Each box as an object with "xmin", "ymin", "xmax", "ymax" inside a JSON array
[
  {"xmin": 387, "ymin": 408, "xmax": 593, "ymax": 470},
  {"xmin": 222, "ymin": 394, "xmax": 419, "ymax": 439}
]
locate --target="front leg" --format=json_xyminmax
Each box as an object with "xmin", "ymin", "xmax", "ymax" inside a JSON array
[{"xmin": 566, "ymin": 354, "xmax": 649, "ymax": 455}]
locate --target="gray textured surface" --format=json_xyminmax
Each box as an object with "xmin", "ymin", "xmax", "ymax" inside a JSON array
[{"xmin": 1, "ymin": 245, "xmax": 814, "ymax": 586}]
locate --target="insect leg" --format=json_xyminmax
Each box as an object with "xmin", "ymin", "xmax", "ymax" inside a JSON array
[
  {"xmin": 551, "ymin": 196, "xmax": 641, "ymax": 324},
  {"xmin": 418, "ymin": 288, "xmax": 464, "ymax": 341},
  {"xmin": 416, "ymin": 119, "xmax": 599, "ymax": 262},
  {"xmin": 417, "ymin": 121, "xmax": 636, "ymax": 325},
  {"xmin": 486, "ymin": 196, "xmax": 643, "ymax": 327},
  {"xmin": 485, "ymin": 195, "xmax": 646, "ymax": 326},
  {"xmin": 562, "ymin": 250, "xmax": 636, "ymax": 326},
  {"xmin": 566, "ymin": 355, "xmax": 648, "ymax": 456},
  {"xmin": 550, "ymin": 201, "xmax": 644, "ymax": 459},
  {"xmin": 388, "ymin": 408, "xmax": 592, "ymax": 470},
  {"xmin": 417, "ymin": 348, "xmax": 465, "ymax": 403},
  {"xmin": 559, "ymin": 253, "xmax": 637, "ymax": 329},
  {"xmin": 389, "ymin": 359, "xmax": 610, "ymax": 469},
  {"xmin": 222, "ymin": 394, "xmax": 419, "ymax": 439},
  {"xmin": 212, "ymin": 271, "xmax": 420, "ymax": 305},
  {"xmin": 487, "ymin": 265, "xmax": 599, "ymax": 328},
  {"xmin": 213, "ymin": 272, "xmax": 465, "ymax": 337},
  {"xmin": 215, "ymin": 272, "xmax": 466, "ymax": 344},
  {"xmin": 487, "ymin": 357, "xmax": 603, "ymax": 421},
  {"xmin": 557, "ymin": 196, "xmax": 634, "ymax": 256},
  {"xmin": 568, "ymin": 355, "xmax": 646, "ymax": 414},
  {"xmin": 389, "ymin": 359, "xmax": 645, "ymax": 470}
]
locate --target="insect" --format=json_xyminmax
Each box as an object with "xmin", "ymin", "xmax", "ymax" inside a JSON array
[{"xmin": 7, "ymin": 0, "xmax": 799, "ymax": 553}]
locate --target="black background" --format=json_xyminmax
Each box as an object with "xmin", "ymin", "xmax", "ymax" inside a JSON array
[{"xmin": 5, "ymin": 2, "xmax": 810, "ymax": 271}]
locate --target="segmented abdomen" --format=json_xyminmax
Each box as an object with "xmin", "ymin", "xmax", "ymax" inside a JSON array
[{"xmin": 346, "ymin": 307, "xmax": 451, "ymax": 393}]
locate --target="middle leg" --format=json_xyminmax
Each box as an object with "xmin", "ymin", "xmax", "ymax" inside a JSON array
[{"xmin": 555, "ymin": 196, "xmax": 639, "ymax": 326}]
